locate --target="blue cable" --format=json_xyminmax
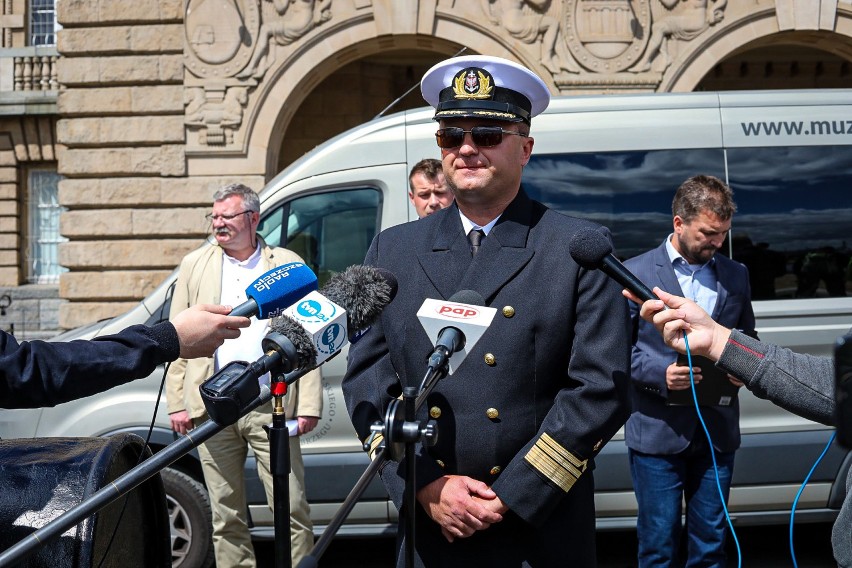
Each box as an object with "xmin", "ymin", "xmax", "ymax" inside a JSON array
[
  {"xmin": 789, "ymin": 430, "xmax": 836, "ymax": 568},
  {"xmin": 683, "ymin": 334, "xmax": 742, "ymax": 568}
]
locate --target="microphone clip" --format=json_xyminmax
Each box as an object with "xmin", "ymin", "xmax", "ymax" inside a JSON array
[{"xmin": 369, "ymin": 388, "xmax": 439, "ymax": 463}]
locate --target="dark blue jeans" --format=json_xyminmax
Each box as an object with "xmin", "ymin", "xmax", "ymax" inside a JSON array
[{"xmin": 629, "ymin": 434, "xmax": 735, "ymax": 568}]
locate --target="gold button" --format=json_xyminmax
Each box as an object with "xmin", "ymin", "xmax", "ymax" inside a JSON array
[
  {"xmin": 429, "ymin": 406, "xmax": 441, "ymax": 419},
  {"xmin": 436, "ymin": 459, "xmax": 445, "ymax": 469},
  {"xmin": 502, "ymin": 306, "xmax": 515, "ymax": 318},
  {"xmin": 593, "ymin": 439, "xmax": 602, "ymax": 452},
  {"xmin": 486, "ymin": 408, "xmax": 499, "ymax": 420},
  {"xmin": 484, "ymin": 353, "xmax": 496, "ymax": 366},
  {"xmin": 490, "ymin": 466, "xmax": 501, "ymax": 475}
]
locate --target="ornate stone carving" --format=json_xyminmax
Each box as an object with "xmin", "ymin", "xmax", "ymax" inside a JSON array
[
  {"xmin": 184, "ymin": 85, "xmax": 249, "ymax": 146},
  {"xmin": 563, "ymin": 0, "xmax": 652, "ymax": 74},
  {"xmin": 238, "ymin": 0, "xmax": 334, "ymax": 79},
  {"xmin": 184, "ymin": 0, "xmax": 260, "ymax": 79},
  {"xmin": 482, "ymin": 0, "xmax": 580, "ymax": 73},
  {"xmin": 628, "ymin": 0, "xmax": 727, "ymax": 73}
]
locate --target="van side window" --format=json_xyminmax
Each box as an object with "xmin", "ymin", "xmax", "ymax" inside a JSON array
[
  {"xmin": 523, "ymin": 149, "xmax": 726, "ymax": 260},
  {"xmin": 727, "ymin": 145, "xmax": 852, "ymax": 300},
  {"xmin": 257, "ymin": 188, "xmax": 382, "ymax": 286}
]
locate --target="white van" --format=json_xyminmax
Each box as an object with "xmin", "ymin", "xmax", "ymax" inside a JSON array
[{"xmin": 2, "ymin": 89, "xmax": 851, "ymax": 566}]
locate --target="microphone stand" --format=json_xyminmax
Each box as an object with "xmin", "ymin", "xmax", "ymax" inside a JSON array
[
  {"xmin": 268, "ymin": 379, "xmax": 292, "ymax": 568},
  {"xmin": 298, "ymin": 360, "xmax": 448, "ymax": 568},
  {"xmin": 403, "ymin": 385, "xmax": 418, "ymax": 568},
  {"xmin": 0, "ymin": 361, "xmax": 317, "ymax": 568}
]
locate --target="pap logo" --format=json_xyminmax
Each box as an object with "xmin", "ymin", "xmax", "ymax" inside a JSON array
[{"xmin": 437, "ymin": 304, "xmax": 480, "ymax": 319}]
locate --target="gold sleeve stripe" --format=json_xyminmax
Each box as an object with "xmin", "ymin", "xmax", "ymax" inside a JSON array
[
  {"xmin": 524, "ymin": 433, "xmax": 588, "ymax": 493},
  {"xmin": 368, "ymin": 433, "xmax": 384, "ymax": 461}
]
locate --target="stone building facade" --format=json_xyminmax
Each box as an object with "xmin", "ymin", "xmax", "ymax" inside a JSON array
[{"xmin": 0, "ymin": 0, "xmax": 850, "ymax": 332}]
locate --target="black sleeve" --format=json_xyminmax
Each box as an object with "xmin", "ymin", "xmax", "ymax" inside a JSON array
[{"xmin": 0, "ymin": 322, "xmax": 181, "ymax": 409}]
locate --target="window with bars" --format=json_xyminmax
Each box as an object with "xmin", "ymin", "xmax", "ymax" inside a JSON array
[
  {"xmin": 27, "ymin": 169, "xmax": 66, "ymax": 284},
  {"xmin": 29, "ymin": 0, "xmax": 57, "ymax": 46}
]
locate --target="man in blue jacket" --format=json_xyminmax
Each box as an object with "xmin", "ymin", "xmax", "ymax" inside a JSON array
[
  {"xmin": 2, "ymin": 303, "xmax": 248, "ymax": 409},
  {"xmin": 624, "ymin": 174, "xmax": 757, "ymax": 567}
]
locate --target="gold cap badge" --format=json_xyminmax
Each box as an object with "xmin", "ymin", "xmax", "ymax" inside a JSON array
[{"xmin": 453, "ymin": 68, "xmax": 493, "ymax": 100}]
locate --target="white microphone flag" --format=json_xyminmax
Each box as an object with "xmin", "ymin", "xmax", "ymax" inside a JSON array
[
  {"xmin": 283, "ymin": 291, "xmax": 349, "ymax": 366},
  {"xmin": 417, "ymin": 299, "xmax": 496, "ymax": 373}
]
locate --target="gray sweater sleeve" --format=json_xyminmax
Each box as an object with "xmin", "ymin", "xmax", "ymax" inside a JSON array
[
  {"xmin": 716, "ymin": 329, "xmax": 835, "ymax": 426},
  {"xmin": 717, "ymin": 329, "xmax": 852, "ymax": 567}
]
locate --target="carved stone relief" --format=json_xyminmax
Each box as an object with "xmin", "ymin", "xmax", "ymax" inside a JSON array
[
  {"xmin": 478, "ymin": 0, "xmax": 728, "ymax": 90},
  {"xmin": 239, "ymin": 0, "xmax": 333, "ymax": 79},
  {"xmin": 628, "ymin": 0, "xmax": 727, "ymax": 73},
  {"xmin": 183, "ymin": 0, "xmax": 334, "ymax": 148},
  {"xmin": 482, "ymin": 0, "xmax": 580, "ymax": 74},
  {"xmin": 556, "ymin": 0, "xmax": 728, "ymax": 91},
  {"xmin": 185, "ymin": 85, "xmax": 249, "ymax": 146}
]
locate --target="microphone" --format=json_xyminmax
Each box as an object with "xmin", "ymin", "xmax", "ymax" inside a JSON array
[
  {"xmin": 417, "ymin": 290, "xmax": 496, "ymax": 374},
  {"xmin": 274, "ymin": 265, "xmax": 399, "ymax": 368},
  {"xmin": 568, "ymin": 227, "xmax": 659, "ymax": 302},
  {"xmin": 228, "ymin": 261, "xmax": 318, "ymax": 318}
]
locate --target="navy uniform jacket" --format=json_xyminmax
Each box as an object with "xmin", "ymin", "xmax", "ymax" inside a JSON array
[
  {"xmin": 624, "ymin": 241, "xmax": 756, "ymax": 454},
  {"xmin": 1, "ymin": 322, "xmax": 180, "ymax": 409},
  {"xmin": 343, "ymin": 190, "xmax": 631, "ymax": 565}
]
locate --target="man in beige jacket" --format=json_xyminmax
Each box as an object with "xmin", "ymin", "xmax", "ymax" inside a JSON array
[{"xmin": 166, "ymin": 183, "xmax": 323, "ymax": 567}]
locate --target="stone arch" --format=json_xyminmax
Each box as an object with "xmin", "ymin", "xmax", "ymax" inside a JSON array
[
  {"xmin": 660, "ymin": 10, "xmax": 852, "ymax": 92},
  {"xmin": 240, "ymin": 20, "xmax": 559, "ymax": 179}
]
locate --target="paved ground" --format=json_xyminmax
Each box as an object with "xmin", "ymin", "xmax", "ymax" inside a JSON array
[{"xmin": 256, "ymin": 521, "xmax": 838, "ymax": 567}]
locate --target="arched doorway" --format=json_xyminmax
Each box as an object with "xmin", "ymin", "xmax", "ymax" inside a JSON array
[
  {"xmin": 276, "ymin": 48, "xmax": 453, "ymax": 172},
  {"xmin": 695, "ymin": 32, "xmax": 852, "ymax": 91}
]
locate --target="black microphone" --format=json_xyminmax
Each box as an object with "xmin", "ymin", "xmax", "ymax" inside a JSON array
[{"xmin": 568, "ymin": 227, "xmax": 659, "ymax": 302}]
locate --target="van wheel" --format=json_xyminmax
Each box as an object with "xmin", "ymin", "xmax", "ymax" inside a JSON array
[{"xmin": 161, "ymin": 468, "xmax": 214, "ymax": 568}]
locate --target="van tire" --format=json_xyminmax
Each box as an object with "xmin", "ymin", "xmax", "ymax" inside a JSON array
[{"xmin": 161, "ymin": 468, "xmax": 214, "ymax": 568}]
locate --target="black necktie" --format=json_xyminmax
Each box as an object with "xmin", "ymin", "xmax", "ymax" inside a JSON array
[{"xmin": 468, "ymin": 229, "xmax": 485, "ymax": 257}]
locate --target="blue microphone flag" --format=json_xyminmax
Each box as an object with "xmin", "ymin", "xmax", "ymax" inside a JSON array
[{"xmin": 246, "ymin": 262, "xmax": 318, "ymax": 319}]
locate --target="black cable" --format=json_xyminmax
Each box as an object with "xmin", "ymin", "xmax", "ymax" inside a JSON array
[{"xmin": 95, "ymin": 282, "xmax": 178, "ymax": 567}]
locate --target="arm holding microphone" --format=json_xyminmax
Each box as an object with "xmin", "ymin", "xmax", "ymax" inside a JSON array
[
  {"xmin": 625, "ymin": 287, "xmax": 852, "ymax": 567},
  {"xmin": 623, "ymin": 287, "xmax": 837, "ymax": 426},
  {"xmin": 0, "ymin": 264, "xmax": 398, "ymax": 568},
  {"xmin": 0, "ymin": 303, "xmax": 249, "ymax": 410}
]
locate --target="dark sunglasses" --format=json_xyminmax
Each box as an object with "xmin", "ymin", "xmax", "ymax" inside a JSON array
[{"xmin": 435, "ymin": 126, "xmax": 528, "ymax": 149}]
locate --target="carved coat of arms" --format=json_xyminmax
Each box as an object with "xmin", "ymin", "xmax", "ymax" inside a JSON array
[{"xmin": 563, "ymin": 0, "xmax": 652, "ymax": 73}]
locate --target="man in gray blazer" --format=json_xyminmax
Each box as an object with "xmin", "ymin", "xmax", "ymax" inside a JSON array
[{"xmin": 624, "ymin": 175, "xmax": 757, "ymax": 567}]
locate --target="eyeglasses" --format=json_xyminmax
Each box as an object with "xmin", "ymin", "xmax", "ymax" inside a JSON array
[
  {"xmin": 205, "ymin": 210, "xmax": 253, "ymax": 223},
  {"xmin": 435, "ymin": 126, "xmax": 528, "ymax": 149}
]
